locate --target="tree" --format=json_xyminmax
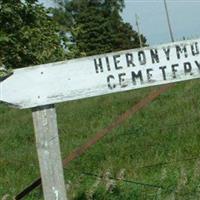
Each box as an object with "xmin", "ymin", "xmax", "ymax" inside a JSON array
[
  {"xmin": 0, "ymin": 0, "xmax": 67, "ymax": 69},
  {"xmin": 53, "ymin": 0, "xmax": 146, "ymax": 58}
]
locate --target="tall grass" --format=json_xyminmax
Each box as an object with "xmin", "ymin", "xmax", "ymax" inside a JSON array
[{"xmin": 1, "ymin": 80, "xmax": 200, "ymax": 199}]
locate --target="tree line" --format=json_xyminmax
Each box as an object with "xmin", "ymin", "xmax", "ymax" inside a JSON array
[{"xmin": 0, "ymin": 0, "xmax": 146, "ymax": 69}]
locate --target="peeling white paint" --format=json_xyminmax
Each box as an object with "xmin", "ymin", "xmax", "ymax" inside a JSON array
[
  {"xmin": 1, "ymin": 38, "xmax": 200, "ymax": 109},
  {"xmin": 52, "ymin": 187, "xmax": 59, "ymax": 200}
]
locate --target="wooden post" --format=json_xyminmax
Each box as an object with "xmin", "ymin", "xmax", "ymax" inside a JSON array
[{"xmin": 32, "ymin": 104, "xmax": 67, "ymax": 200}]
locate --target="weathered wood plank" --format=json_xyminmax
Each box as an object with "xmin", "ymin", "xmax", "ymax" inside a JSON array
[
  {"xmin": 1, "ymin": 38, "xmax": 200, "ymax": 109},
  {"xmin": 32, "ymin": 105, "xmax": 67, "ymax": 200}
]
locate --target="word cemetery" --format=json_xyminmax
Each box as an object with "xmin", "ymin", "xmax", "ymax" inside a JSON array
[{"xmin": 94, "ymin": 40, "xmax": 200, "ymax": 89}]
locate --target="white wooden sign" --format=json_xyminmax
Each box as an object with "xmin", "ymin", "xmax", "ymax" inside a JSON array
[{"xmin": 1, "ymin": 38, "xmax": 200, "ymax": 109}]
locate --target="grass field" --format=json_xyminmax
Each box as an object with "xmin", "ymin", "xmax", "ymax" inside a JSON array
[{"xmin": 1, "ymin": 79, "xmax": 200, "ymax": 199}]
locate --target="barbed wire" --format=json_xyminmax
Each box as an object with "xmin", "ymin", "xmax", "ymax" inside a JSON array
[{"xmin": 78, "ymin": 171, "xmax": 164, "ymax": 189}]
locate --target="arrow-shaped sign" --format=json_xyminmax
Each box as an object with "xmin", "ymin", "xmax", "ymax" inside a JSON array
[{"xmin": 1, "ymin": 38, "xmax": 200, "ymax": 109}]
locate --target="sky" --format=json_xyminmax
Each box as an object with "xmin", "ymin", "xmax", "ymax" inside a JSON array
[
  {"xmin": 123, "ymin": 0, "xmax": 200, "ymax": 45},
  {"xmin": 39, "ymin": 0, "xmax": 200, "ymax": 45}
]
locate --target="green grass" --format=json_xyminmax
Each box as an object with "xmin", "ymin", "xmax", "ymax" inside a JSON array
[{"xmin": 1, "ymin": 80, "xmax": 200, "ymax": 199}]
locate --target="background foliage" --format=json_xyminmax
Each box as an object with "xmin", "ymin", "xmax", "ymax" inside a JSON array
[
  {"xmin": 0, "ymin": 0, "xmax": 67, "ymax": 69},
  {"xmin": 53, "ymin": 0, "xmax": 147, "ymax": 58},
  {"xmin": 0, "ymin": 0, "xmax": 146, "ymax": 68}
]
